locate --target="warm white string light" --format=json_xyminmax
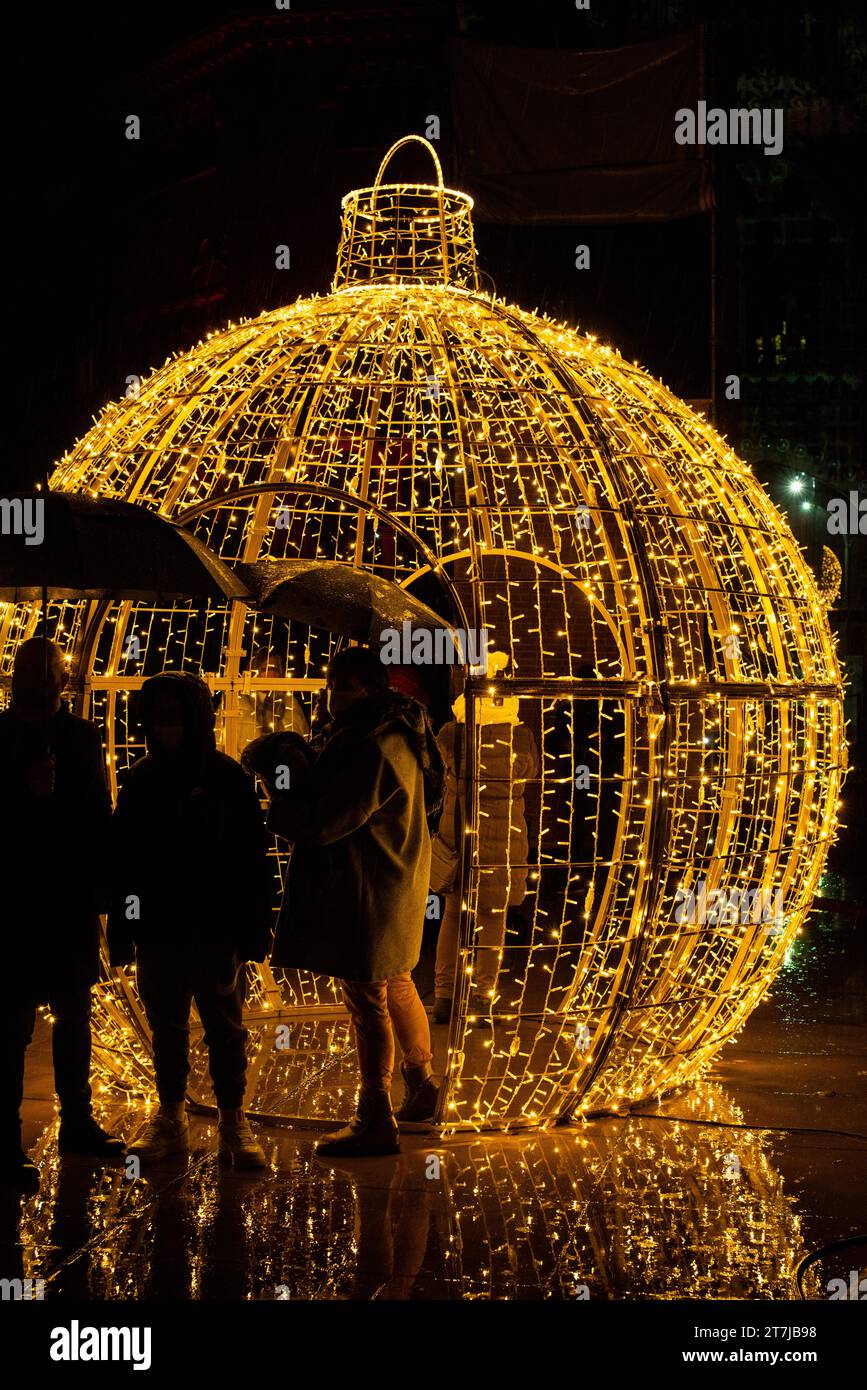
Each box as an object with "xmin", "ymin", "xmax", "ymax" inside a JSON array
[{"xmin": 0, "ymin": 137, "xmax": 846, "ymax": 1132}]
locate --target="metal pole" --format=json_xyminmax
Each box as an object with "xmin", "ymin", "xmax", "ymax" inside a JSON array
[{"xmin": 710, "ymin": 164, "xmax": 719, "ymax": 426}]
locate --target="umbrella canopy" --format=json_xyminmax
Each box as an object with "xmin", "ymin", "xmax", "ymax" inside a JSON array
[
  {"xmin": 233, "ymin": 558, "xmax": 454, "ymax": 648},
  {"xmin": 0, "ymin": 492, "xmax": 249, "ymax": 604}
]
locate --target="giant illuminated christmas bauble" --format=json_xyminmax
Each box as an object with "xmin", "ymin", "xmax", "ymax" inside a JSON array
[{"xmin": 1, "ymin": 136, "xmax": 846, "ymax": 1130}]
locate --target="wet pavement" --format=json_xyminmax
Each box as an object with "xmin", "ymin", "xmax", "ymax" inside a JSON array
[{"xmin": 5, "ymin": 884, "xmax": 866, "ymax": 1301}]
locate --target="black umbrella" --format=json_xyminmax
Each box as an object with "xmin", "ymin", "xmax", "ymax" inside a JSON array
[
  {"xmin": 0, "ymin": 491, "xmax": 249, "ymax": 604},
  {"xmin": 233, "ymin": 558, "xmax": 453, "ymax": 647},
  {"xmin": 0, "ymin": 490, "xmax": 250, "ymax": 749}
]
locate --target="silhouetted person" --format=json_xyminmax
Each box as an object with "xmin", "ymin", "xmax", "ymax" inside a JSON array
[
  {"xmin": 0, "ymin": 638, "xmax": 123, "ymax": 1190},
  {"xmin": 107, "ymin": 672, "xmax": 274, "ymax": 1169},
  {"xmin": 232, "ymin": 644, "xmax": 310, "ymax": 752},
  {"xmin": 262, "ymin": 645, "xmax": 444, "ymax": 1156}
]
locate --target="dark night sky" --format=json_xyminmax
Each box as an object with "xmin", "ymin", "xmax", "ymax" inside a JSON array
[
  {"xmin": 7, "ymin": 1, "xmax": 714, "ymax": 481},
  {"xmin": 6, "ymin": 0, "xmax": 864, "ymax": 494}
]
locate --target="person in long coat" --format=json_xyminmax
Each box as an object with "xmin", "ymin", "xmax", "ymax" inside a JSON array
[
  {"xmin": 262, "ymin": 645, "xmax": 444, "ymax": 1156},
  {"xmin": 107, "ymin": 672, "xmax": 275, "ymax": 1169},
  {"xmin": 0, "ymin": 638, "xmax": 123, "ymax": 1190}
]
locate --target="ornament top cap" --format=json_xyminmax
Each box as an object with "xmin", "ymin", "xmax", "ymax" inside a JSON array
[{"xmin": 332, "ymin": 135, "xmax": 479, "ymax": 292}]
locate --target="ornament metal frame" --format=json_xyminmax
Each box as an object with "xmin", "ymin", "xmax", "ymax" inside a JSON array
[{"xmin": 0, "ymin": 136, "xmax": 846, "ymax": 1133}]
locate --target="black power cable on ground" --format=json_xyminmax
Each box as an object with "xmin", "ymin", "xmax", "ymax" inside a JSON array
[
  {"xmin": 568, "ymin": 1110, "xmax": 867, "ymax": 1144},
  {"xmin": 794, "ymin": 1235, "xmax": 867, "ymax": 1301}
]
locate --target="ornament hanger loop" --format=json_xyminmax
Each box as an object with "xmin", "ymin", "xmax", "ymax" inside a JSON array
[{"xmin": 373, "ymin": 135, "xmax": 444, "ymax": 192}]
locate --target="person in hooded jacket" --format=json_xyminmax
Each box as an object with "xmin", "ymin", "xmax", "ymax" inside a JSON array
[
  {"xmin": 0, "ymin": 638, "xmax": 124, "ymax": 1190},
  {"xmin": 107, "ymin": 672, "xmax": 275, "ymax": 1169},
  {"xmin": 261, "ymin": 645, "xmax": 444, "ymax": 1157}
]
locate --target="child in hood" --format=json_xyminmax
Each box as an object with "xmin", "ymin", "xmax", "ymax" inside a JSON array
[{"xmin": 108, "ymin": 672, "xmax": 275, "ymax": 1168}]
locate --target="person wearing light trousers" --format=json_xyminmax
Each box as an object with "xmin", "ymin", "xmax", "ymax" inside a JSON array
[{"xmin": 260, "ymin": 646, "xmax": 444, "ymax": 1157}]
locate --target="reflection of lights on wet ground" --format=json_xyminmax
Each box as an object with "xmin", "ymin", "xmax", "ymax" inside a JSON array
[
  {"xmin": 10, "ymin": 1083, "xmax": 820, "ymax": 1301},
  {"xmin": 762, "ymin": 881, "xmax": 866, "ymax": 1028}
]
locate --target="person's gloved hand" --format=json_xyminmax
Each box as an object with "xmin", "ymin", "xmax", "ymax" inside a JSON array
[{"xmin": 241, "ymin": 732, "xmax": 313, "ymax": 793}]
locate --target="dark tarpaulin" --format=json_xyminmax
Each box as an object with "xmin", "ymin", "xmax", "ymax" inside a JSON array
[{"xmin": 449, "ymin": 31, "xmax": 711, "ymax": 224}]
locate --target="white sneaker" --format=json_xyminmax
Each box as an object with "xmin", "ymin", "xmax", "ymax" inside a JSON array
[
  {"xmin": 128, "ymin": 1110, "xmax": 190, "ymax": 1163},
  {"xmin": 218, "ymin": 1109, "xmax": 266, "ymax": 1169}
]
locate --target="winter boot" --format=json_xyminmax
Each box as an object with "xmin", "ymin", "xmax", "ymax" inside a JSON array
[
  {"xmin": 314, "ymin": 1091, "xmax": 400, "ymax": 1158},
  {"xmin": 58, "ymin": 1115, "xmax": 126, "ymax": 1161},
  {"xmin": 467, "ymin": 990, "xmax": 494, "ymax": 1029},
  {"xmin": 218, "ymin": 1109, "xmax": 267, "ymax": 1169},
  {"xmin": 395, "ymin": 1062, "xmax": 439, "ymax": 1123},
  {"xmin": 432, "ymin": 997, "xmax": 452, "ymax": 1025},
  {"xmin": 128, "ymin": 1103, "xmax": 190, "ymax": 1163},
  {"xmin": 0, "ymin": 1144, "xmax": 40, "ymax": 1192}
]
